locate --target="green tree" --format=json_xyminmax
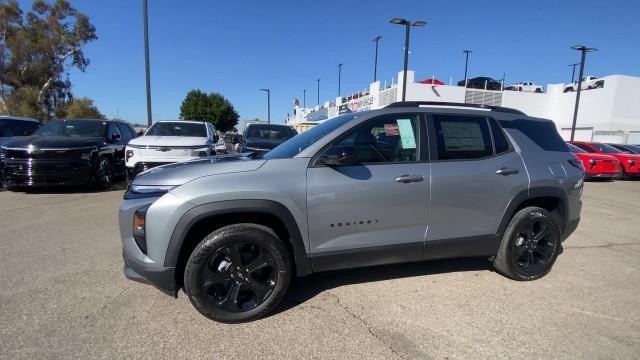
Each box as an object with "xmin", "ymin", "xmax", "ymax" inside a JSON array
[
  {"xmin": 179, "ymin": 90, "xmax": 239, "ymax": 132},
  {"xmin": 0, "ymin": 0, "xmax": 97, "ymax": 121},
  {"xmin": 60, "ymin": 97, "xmax": 105, "ymax": 119}
]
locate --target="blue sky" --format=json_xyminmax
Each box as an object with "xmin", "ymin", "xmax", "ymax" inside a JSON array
[{"xmin": 17, "ymin": 0, "xmax": 640, "ymax": 125}]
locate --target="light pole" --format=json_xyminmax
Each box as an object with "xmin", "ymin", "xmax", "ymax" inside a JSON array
[
  {"xmin": 463, "ymin": 49, "xmax": 472, "ymax": 87},
  {"xmin": 142, "ymin": 0, "xmax": 152, "ymax": 127},
  {"xmin": 260, "ymin": 88, "xmax": 270, "ymax": 124},
  {"xmin": 373, "ymin": 35, "xmax": 382, "ymax": 82},
  {"xmin": 303, "ymin": 89, "xmax": 306, "ymax": 108},
  {"xmin": 337, "ymin": 63, "xmax": 343, "ymax": 97},
  {"xmin": 569, "ymin": 45, "xmax": 597, "ymax": 141},
  {"xmin": 390, "ymin": 18, "xmax": 427, "ymax": 102},
  {"xmin": 568, "ymin": 62, "xmax": 580, "ymax": 83},
  {"xmin": 316, "ymin": 78, "xmax": 321, "ymax": 106}
]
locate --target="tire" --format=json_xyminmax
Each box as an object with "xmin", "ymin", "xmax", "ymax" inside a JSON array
[
  {"xmin": 94, "ymin": 156, "xmax": 113, "ymax": 190},
  {"xmin": 184, "ymin": 223, "xmax": 292, "ymax": 323},
  {"xmin": 494, "ymin": 207, "xmax": 562, "ymax": 281}
]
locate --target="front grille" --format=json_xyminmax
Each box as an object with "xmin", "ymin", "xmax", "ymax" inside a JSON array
[{"xmin": 2, "ymin": 147, "xmax": 92, "ymax": 160}]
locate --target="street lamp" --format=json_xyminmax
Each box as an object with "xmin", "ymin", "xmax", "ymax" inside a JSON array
[
  {"xmin": 569, "ymin": 45, "xmax": 598, "ymax": 141},
  {"xmin": 337, "ymin": 63, "xmax": 343, "ymax": 97},
  {"xmin": 303, "ymin": 89, "xmax": 306, "ymax": 108},
  {"xmin": 463, "ymin": 49, "xmax": 472, "ymax": 87},
  {"xmin": 568, "ymin": 62, "xmax": 580, "ymax": 83},
  {"xmin": 317, "ymin": 78, "xmax": 321, "ymax": 106},
  {"xmin": 260, "ymin": 88, "xmax": 270, "ymax": 124},
  {"xmin": 390, "ymin": 18, "xmax": 427, "ymax": 102},
  {"xmin": 373, "ymin": 35, "xmax": 382, "ymax": 82},
  {"xmin": 142, "ymin": 0, "xmax": 152, "ymax": 126}
]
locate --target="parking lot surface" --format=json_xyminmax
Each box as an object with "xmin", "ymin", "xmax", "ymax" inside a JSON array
[{"xmin": 0, "ymin": 181, "xmax": 639, "ymax": 359}]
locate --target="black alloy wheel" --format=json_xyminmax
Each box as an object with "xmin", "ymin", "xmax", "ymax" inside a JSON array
[
  {"xmin": 494, "ymin": 206, "xmax": 561, "ymax": 281},
  {"xmin": 200, "ymin": 243, "xmax": 278, "ymax": 313},
  {"xmin": 95, "ymin": 157, "xmax": 113, "ymax": 189},
  {"xmin": 509, "ymin": 216, "xmax": 558, "ymax": 277},
  {"xmin": 184, "ymin": 223, "xmax": 291, "ymax": 323}
]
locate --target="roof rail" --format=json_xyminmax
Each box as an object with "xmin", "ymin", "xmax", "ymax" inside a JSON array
[{"xmin": 385, "ymin": 101, "xmax": 526, "ymax": 115}]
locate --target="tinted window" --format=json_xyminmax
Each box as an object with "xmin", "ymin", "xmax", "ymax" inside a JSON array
[
  {"xmin": 433, "ymin": 115, "xmax": 492, "ymax": 160},
  {"xmin": 11, "ymin": 120, "xmax": 41, "ymax": 136},
  {"xmin": 607, "ymin": 144, "xmax": 633, "ymax": 154},
  {"xmin": 623, "ymin": 144, "xmax": 640, "ymax": 154},
  {"xmin": 592, "ymin": 143, "xmax": 621, "ymax": 153},
  {"xmin": 35, "ymin": 120, "xmax": 107, "ymax": 137},
  {"xmin": 247, "ymin": 125, "xmax": 297, "ymax": 140},
  {"xmin": 500, "ymin": 119, "xmax": 568, "ymax": 152},
  {"xmin": 329, "ymin": 115, "xmax": 420, "ymax": 163},
  {"xmin": 574, "ymin": 143, "xmax": 595, "ymax": 153},
  {"xmin": 265, "ymin": 113, "xmax": 359, "ymax": 159},
  {"xmin": 567, "ymin": 143, "xmax": 586, "ymax": 153},
  {"xmin": 146, "ymin": 122, "xmax": 207, "ymax": 137},
  {"xmin": 117, "ymin": 124, "xmax": 133, "ymax": 142},
  {"xmin": 0, "ymin": 120, "xmax": 13, "ymax": 137},
  {"xmin": 489, "ymin": 118, "xmax": 510, "ymax": 154}
]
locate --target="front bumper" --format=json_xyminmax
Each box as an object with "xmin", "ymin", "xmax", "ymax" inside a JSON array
[
  {"xmin": 2, "ymin": 158, "xmax": 93, "ymax": 187},
  {"xmin": 122, "ymin": 247, "xmax": 176, "ymax": 297}
]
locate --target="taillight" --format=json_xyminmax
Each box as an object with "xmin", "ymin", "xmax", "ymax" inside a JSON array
[{"xmin": 568, "ymin": 158, "xmax": 585, "ymax": 171}]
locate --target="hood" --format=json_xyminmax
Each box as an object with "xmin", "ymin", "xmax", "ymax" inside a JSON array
[
  {"xmin": 0, "ymin": 135, "xmax": 104, "ymax": 149},
  {"xmin": 245, "ymin": 137, "xmax": 287, "ymax": 150},
  {"xmin": 132, "ymin": 153, "xmax": 266, "ymax": 186},
  {"xmin": 128, "ymin": 135, "xmax": 209, "ymax": 147}
]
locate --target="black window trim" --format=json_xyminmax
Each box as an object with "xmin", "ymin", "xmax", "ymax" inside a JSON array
[
  {"xmin": 310, "ymin": 112, "xmax": 428, "ymax": 167},
  {"xmin": 425, "ymin": 113, "xmax": 515, "ymax": 163}
]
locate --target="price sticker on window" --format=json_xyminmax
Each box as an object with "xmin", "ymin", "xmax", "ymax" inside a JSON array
[{"xmin": 396, "ymin": 119, "xmax": 416, "ymax": 149}]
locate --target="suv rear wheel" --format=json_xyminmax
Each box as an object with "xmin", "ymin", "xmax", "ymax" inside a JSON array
[
  {"xmin": 494, "ymin": 206, "xmax": 561, "ymax": 281},
  {"xmin": 184, "ymin": 223, "xmax": 291, "ymax": 323}
]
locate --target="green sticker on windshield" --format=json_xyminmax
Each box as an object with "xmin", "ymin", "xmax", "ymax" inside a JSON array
[{"xmin": 396, "ymin": 119, "xmax": 416, "ymax": 149}]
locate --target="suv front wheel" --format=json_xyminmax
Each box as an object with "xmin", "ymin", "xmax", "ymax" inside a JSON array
[
  {"xmin": 494, "ymin": 207, "xmax": 562, "ymax": 281},
  {"xmin": 184, "ymin": 223, "xmax": 291, "ymax": 323}
]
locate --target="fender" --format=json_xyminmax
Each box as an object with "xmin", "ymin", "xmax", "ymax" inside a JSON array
[
  {"xmin": 496, "ymin": 186, "xmax": 569, "ymax": 240},
  {"xmin": 164, "ymin": 199, "xmax": 312, "ymax": 276}
]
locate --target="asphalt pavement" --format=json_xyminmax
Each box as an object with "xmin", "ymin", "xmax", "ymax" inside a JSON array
[{"xmin": 0, "ymin": 181, "xmax": 638, "ymax": 359}]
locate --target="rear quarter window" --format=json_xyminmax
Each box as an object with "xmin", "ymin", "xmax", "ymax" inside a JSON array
[{"xmin": 500, "ymin": 119, "xmax": 568, "ymax": 152}]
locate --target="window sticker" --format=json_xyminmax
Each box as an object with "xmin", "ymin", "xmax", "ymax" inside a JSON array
[
  {"xmin": 396, "ymin": 119, "xmax": 416, "ymax": 149},
  {"xmin": 440, "ymin": 121, "xmax": 485, "ymax": 151}
]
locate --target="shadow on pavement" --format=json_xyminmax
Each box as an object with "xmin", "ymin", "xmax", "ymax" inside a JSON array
[
  {"xmin": 276, "ymin": 257, "xmax": 492, "ymax": 315},
  {"xmin": 3, "ymin": 179, "xmax": 128, "ymax": 194}
]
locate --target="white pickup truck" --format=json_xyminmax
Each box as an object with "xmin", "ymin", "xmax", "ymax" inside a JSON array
[
  {"xmin": 511, "ymin": 81, "xmax": 544, "ymax": 93},
  {"xmin": 564, "ymin": 76, "xmax": 604, "ymax": 92}
]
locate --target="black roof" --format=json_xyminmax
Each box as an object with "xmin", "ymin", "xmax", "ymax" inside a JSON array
[{"xmin": 386, "ymin": 101, "xmax": 526, "ymax": 115}]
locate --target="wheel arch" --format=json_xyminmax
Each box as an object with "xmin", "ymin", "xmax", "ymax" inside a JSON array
[
  {"xmin": 165, "ymin": 199, "xmax": 312, "ymax": 290},
  {"xmin": 497, "ymin": 187, "xmax": 568, "ymax": 243}
]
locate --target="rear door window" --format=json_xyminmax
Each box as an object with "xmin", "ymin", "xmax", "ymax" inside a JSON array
[
  {"xmin": 432, "ymin": 115, "xmax": 493, "ymax": 160},
  {"xmin": 11, "ymin": 120, "xmax": 41, "ymax": 136},
  {"xmin": 0, "ymin": 120, "xmax": 13, "ymax": 137},
  {"xmin": 489, "ymin": 118, "xmax": 511, "ymax": 154}
]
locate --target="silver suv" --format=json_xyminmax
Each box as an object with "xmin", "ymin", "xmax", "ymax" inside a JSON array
[{"xmin": 119, "ymin": 102, "xmax": 583, "ymax": 323}]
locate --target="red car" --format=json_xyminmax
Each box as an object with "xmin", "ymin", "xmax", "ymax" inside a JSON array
[
  {"xmin": 567, "ymin": 143, "xmax": 621, "ymax": 179},
  {"xmin": 418, "ymin": 78, "xmax": 445, "ymax": 85},
  {"xmin": 569, "ymin": 141, "xmax": 640, "ymax": 179}
]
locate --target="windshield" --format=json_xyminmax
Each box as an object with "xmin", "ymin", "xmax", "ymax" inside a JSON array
[
  {"xmin": 593, "ymin": 143, "xmax": 621, "ymax": 153},
  {"xmin": 146, "ymin": 122, "xmax": 207, "ymax": 137},
  {"xmin": 246, "ymin": 125, "xmax": 297, "ymax": 140},
  {"xmin": 34, "ymin": 120, "xmax": 107, "ymax": 137},
  {"xmin": 623, "ymin": 144, "xmax": 640, "ymax": 154},
  {"xmin": 567, "ymin": 143, "xmax": 586, "ymax": 153},
  {"xmin": 264, "ymin": 113, "xmax": 360, "ymax": 159}
]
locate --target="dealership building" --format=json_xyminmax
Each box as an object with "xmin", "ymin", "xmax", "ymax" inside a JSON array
[{"xmin": 287, "ymin": 71, "xmax": 640, "ymax": 144}]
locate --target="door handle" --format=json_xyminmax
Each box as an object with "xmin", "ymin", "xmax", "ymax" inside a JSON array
[
  {"xmin": 496, "ymin": 167, "xmax": 519, "ymax": 176},
  {"xmin": 395, "ymin": 174, "xmax": 424, "ymax": 183}
]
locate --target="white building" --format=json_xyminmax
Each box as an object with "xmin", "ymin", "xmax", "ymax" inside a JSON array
[{"xmin": 287, "ymin": 71, "xmax": 640, "ymax": 144}]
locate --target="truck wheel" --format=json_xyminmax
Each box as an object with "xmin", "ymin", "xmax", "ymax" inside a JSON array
[
  {"xmin": 184, "ymin": 223, "xmax": 292, "ymax": 323},
  {"xmin": 494, "ymin": 207, "xmax": 561, "ymax": 281},
  {"xmin": 94, "ymin": 156, "xmax": 113, "ymax": 190}
]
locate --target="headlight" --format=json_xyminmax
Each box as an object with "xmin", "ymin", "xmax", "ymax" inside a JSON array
[
  {"xmin": 124, "ymin": 184, "xmax": 176, "ymax": 199},
  {"xmin": 133, "ymin": 204, "xmax": 150, "ymax": 254}
]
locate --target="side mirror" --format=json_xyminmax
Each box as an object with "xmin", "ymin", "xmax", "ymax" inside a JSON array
[
  {"xmin": 319, "ymin": 146, "xmax": 358, "ymax": 166},
  {"xmin": 213, "ymin": 134, "xmax": 219, "ymax": 142},
  {"xmin": 111, "ymin": 133, "xmax": 121, "ymax": 141},
  {"xmin": 137, "ymin": 130, "xmax": 144, "ymax": 137}
]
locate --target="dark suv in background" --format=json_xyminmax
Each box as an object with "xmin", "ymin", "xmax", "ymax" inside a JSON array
[
  {"xmin": 241, "ymin": 123, "xmax": 297, "ymax": 154},
  {"xmin": 458, "ymin": 76, "xmax": 502, "ymax": 90},
  {"xmin": 1, "ymin": 119, "xmax": 137, "ymax": 190}
]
